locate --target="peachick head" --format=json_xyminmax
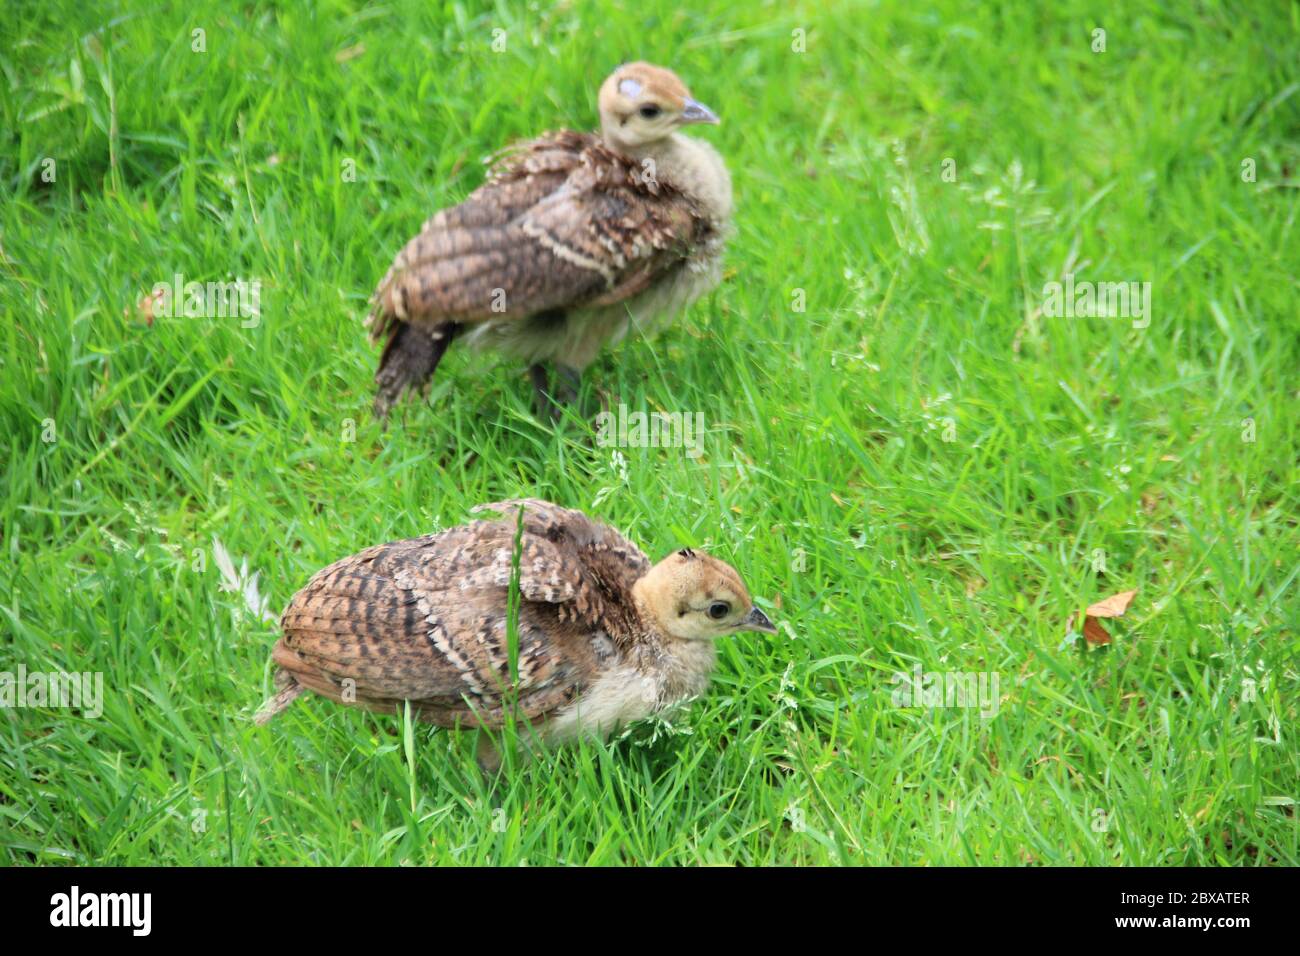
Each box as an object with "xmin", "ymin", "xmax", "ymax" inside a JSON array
[
  {"xmin": 634, "ymin": 547, "xmax": 776, "ymax": 642},
  {"xmin": 598, "ymin": 61, "xmax": 720, "ymax": 151}
]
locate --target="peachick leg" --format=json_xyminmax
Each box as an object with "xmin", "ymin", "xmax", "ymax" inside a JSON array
[
  {"xmin": 529, "ymin": 362, "xmax": 581, "ymax": 422},
  {"xmin": 373, "ymin": 321, "xmax": 459, "ymax": 419},
  {"xmin": 553, "ymin": 364, "xmax": 581, "ymax": 408},
  {"xmin": 528, "ymin": 364, "xmax": 555, "ymax": 420}
]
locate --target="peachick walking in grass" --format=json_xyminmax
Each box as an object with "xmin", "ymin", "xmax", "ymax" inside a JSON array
[
  {"xmin": 367, "ymin": 62, "xmax": 732, "ymax": 420},
  {"xmin": 255, "ymin": 500, "xmax": 775, "ymax": 771}
]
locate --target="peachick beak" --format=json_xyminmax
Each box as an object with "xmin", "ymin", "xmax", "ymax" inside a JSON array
[
  {"xmin": 681, "ymin": 98, "xmax": 721, "ymax": 125},
  {"xmin": 740, "ymin": 606, "xmax": 777, "ymax": 634}
]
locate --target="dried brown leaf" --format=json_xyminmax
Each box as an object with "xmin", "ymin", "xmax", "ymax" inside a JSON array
[
  {"xmin": 1082, "ymin": 616, "xmax": 1112, "ymax": 646},
  {"xmin": 1072, "ymin": 589, "xmax": 1138, "ymax": 646},
  {"xmin": 1086, "ymin": 589, "xmax": 1138, "ymax": 618}
]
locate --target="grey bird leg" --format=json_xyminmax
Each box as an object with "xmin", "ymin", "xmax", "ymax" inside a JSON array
[
  {"xmin": 374, "ymin": 321, "xmax": 459, "ymax": 419},
  {"xmin": 529, "ymin": 363, "xmax": 556, "ymax": 421},
  {"xmin": 529, "ymin": 362, "xmax": 582, "ymax": 422},
  {"xmin": 554, "ymin": 364, "xmax": 581, "ymax": 407}
]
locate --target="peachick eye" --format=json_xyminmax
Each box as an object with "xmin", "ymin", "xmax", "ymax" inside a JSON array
[
  {"xmin": 639, "ymin": 104, "xmax": 662, "ymax": 119},
  {"xmin": 707, "ymin": 601, "xmax": 730, "ymax": 620}
]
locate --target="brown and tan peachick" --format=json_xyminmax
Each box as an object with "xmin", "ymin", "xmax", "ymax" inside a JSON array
[
  {"xmin": 255, "ymin": 500, "xmax": 774, "ymax": 770},
  {"xmin": 367, "ymin": 62, "xmax": 732, "ymax": 418}
]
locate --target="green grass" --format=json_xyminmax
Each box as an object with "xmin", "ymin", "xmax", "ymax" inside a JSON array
[{"xmin": 2, "ymin": 0, "xmax": 1297, "ymax": 865}]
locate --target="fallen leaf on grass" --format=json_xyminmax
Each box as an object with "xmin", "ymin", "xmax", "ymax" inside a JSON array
[
  {"xmin": 1072, "ymin": 589, "xmax": 1138, "ymax": 645},
  {"xmin": 1081, "ymin": 616, "xmax": 1113, "ymax": 645},
  {"xmin": 1086, "ymin": 590, "xmax": 1138, "ymax": 618}
]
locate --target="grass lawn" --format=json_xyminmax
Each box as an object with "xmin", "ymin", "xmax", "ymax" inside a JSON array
[{"xmin": 1, "ymin": 0, "xmax": 1297, "ymax": 865}]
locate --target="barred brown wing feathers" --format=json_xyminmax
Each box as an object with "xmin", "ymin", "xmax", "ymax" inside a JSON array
[
  {"xmin": 271, "ymin": 519, "xmax": 628, "ymax": 726},
  {"xmin": 471, "ymin": 499, "xmax": 650, "ymax": 635},
  {"xmin": 366, "ymin": 130, "xmax": 708, "ymax": 335}
]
